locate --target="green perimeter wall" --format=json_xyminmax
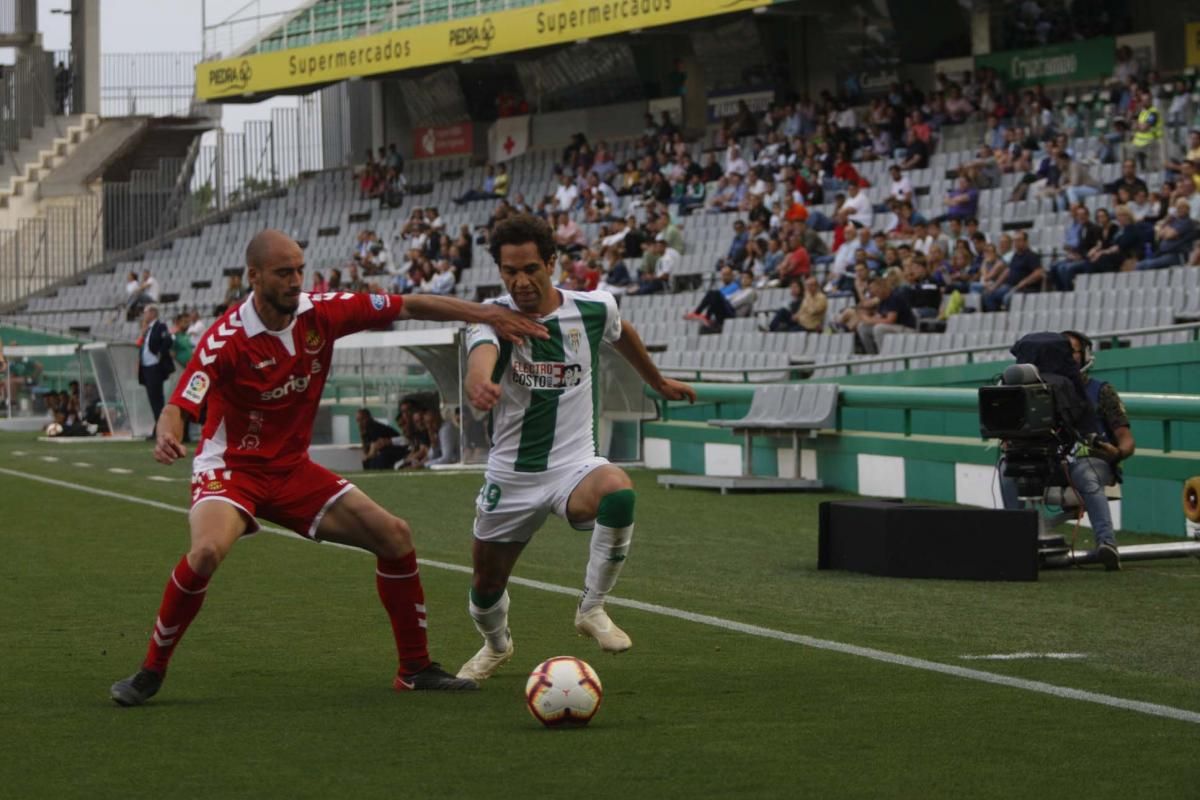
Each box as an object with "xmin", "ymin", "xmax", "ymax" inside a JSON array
[{"xmin": 645, "ymin": 341, "xmax": 1200, "ymax": 537}]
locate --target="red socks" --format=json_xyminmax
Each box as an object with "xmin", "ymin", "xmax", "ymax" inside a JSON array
[
  {"xmin": 376, "ymin": 551, "xmax": 431, "ymax": 675},
  {"xmin": 142, "ymin": 556, "xmax": 210, "ymax": 675}
]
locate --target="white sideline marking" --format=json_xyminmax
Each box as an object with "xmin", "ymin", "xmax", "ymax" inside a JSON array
[
  {"xmin": 960, "ymin": 653, "xmax": 1088, "ymax": 661},
  {"xmin": 1, "ymin": 465, "xmax": 1198, "ymax": 727},
  {"xmin": 107, "ymin": 467, "xmax": 133, "ymax": 474},
  {"xmin": 72, "ymin": 462, "xmax": 92, "ymax": 468},
  {"xmin": 147, "ymin": 475, "xmax": 178, "ymax": 482},
  {"xmin": 39, "ymin": 456, "xmax": 58, "ymax": 462},
  {"xmin": 12, "ymin": 450, "xmax": 26, "ymax": 455}
]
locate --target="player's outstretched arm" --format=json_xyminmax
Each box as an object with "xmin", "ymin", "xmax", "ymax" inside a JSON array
[
  {"xmin": 399, "ymin": 295, "xmax": 547, "ymax": 344},
  {"xmin": 153, "ymin": 404, "xmax": 188, "ymax": 465},
  {"xmin": 613, "ymin": 320, "xmax": 696, "ymax": 403},
  {"xmin": 465, "ymin": 343, "xmax": 502, "ymax": 411}
]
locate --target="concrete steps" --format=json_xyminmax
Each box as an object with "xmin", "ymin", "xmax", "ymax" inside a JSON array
[{"xmin": 0, "ymin": 114, "xmax": 100, "ymax": 210}]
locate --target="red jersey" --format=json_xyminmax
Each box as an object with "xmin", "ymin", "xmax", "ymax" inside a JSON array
[{"xmin": 169, "ymin": 291, "xmax": 404, "ymax": 473}]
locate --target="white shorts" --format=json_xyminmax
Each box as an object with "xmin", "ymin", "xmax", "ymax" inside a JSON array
[{"xmin": 473, "ymin": 456, "xmax": 610, "ymax": 543}]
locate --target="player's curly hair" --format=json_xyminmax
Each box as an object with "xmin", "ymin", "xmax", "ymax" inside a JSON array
[{"xmin": 488, "ymin": 213, "xmax": 557, "ymax": 266}]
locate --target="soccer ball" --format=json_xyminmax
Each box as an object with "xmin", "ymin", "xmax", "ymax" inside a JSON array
[{"xmin": 524, "ymin": 656, "xmax": 603, "ymax": 728}]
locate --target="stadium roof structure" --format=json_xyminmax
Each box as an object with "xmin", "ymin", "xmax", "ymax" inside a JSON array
[{"xmin": 196, "ymin": 0, "xmax": 810, "ymax": 102}]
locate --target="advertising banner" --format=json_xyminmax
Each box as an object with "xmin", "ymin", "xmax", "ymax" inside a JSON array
[
  {"xmin": 197, "ymin": 0, "xmax": 773, "ymax": 101},
  {"xmin": 413, "ymin": 122, "xmax": 473, "ymax": 159},
  {"xmin": 975, "ymin": 37, "xmax": 1115, "ymax": 87}
]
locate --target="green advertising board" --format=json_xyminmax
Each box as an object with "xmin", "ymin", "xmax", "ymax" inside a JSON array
[{"xmin": 976, "ymin": 36, "xmax": 1115, "ymax": 87}]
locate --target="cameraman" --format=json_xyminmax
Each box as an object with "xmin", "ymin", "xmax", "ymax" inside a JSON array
[{"xmin": 999, "ymin": 331, "xmax": 1135, "ymax": 570}]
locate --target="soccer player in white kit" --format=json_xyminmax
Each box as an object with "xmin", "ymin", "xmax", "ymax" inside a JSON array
[{"xmin": 458, "ymin": 214, "xmax": 695, "ymax": 682}]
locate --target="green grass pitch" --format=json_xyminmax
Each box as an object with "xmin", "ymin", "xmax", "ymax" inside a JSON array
[{"xmin": 1, "ymin": 432, "xmax": 1198, "ymax": 798}]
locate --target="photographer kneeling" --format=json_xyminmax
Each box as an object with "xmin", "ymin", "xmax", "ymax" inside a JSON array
[{"xmin": 998, "ymin": 331, "xmax": 1136, "ymax": 571}]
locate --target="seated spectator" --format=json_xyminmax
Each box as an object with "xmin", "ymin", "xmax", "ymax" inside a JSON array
[
  {"xmin": 675, "ymin": 173, "xmax": 706, "ymax": 215},
  {"xmin": 725, "ymin": 143, "xmax": 750, "ymax": 177},
  {"xmin": 725, "ymin": 219, "xmax": 750, "ymax": 267},
  {"xmin": 901, "ymin": 257, "xmax": 942, "ymax": 319},
  {"xmin": 762, "ymin": 236, "xmax": 787, "ymax": 279},
  {"xmin": 126, "ymin": 269, "xmax": 161, "ymax": 319},
  {"xmin": 935, "ymin": 176, "xmax": 979, "ymax": 223},
  {"xmin": 775, "ymin": 233, "xmax": 813, "ymax": 286},
  {"xmin": 838, "ymin": 182, "xmax": 874, "ymax": 229},
  {"xmin": 311, "ymin": 271, "xmax": 329, "ymax": 294},
  {"xmin": 769, "ymin": 277, "xmax": 826, "ymax": 332},
  {"xmin": 627, "ymin": 235, "xmax": 677, "ymax": 295},
  {"xmin": 396, "ymin": 404, "xmax": 433, "ymax": 470},
  {"xmin": 1103, "ymin": 159, "xmax": 1148, "ymax": 197},
  {"xmin": 416, "ymin": 259, "xmax": 456, "ymax": 294},
  {"xmin": 832, "ymin": 264, "xmax": 880, "ymax": 333},
  {"xmin": 826, "ymin": 224, "xmax": 875, "ymax": 290},
  {"xmin": 1132, "ymin": 200, "xmax": 1198, "ymax": 271},
  {"xmin": 617, "ymin": 159, "xmax": 642, "ymax": 196},
  {"xmin": 597, "ymin": 246, "xmax": 632, "ymax": 295},
  {"xmin": 422, "ymin": 406, "xmax": 461, "ymax": 467},
  {"xmin": 982, "ymin": 230, "xmax": 1043, "ymax": 311},
  {"xmin": 887, "ymin": 164, "xmax": 913, "ymax": 205},
  {"xmin": 358, "ymin": 407, "xmax": 409, "ymax": 470},
  {"xmin": 554, "ymin": 212, "xmax": 587, "ymax": 254},
  {"xmin": 381, "ymin": 168, "xmax": 405, "ymax": 208},
  {"xmin": 1048, "ymin": 205, "xmax": 1102, "ymax": 286},
  {"xmin": 1056, "ymin": 151, "xmax": 1102, "ymax": 210},
  {"xmin": 899, "ymin": 128, "xmax": 930, "ymax": 170},
  {"xmin": 345, "ymin": 264, "xmax": 368, "ymax": 293},
  {"xmin": 554, "ymin": 173, "xmax": 580, "ymax": 212},
  {"xmin": 454, "ymin": 164, "xmax": 504, "ymax": 205},
  {"xmin": 684, "ymin": 269, "xmax": 757, "ymax": 332},
  {"xmin": 1165, "ymin": 130, "xmax": 1200, "ymax": 175},
  {"xmin": 705, "ymin": 173, "xmax": 747, "ymax": 213},
  {"xmin": 857, "ymin": 276, "xmax": 916, "ymax": 354}
]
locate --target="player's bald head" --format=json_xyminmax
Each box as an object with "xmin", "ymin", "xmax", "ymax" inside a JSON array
[{"xmin": 245, "ymin": 229, "xmax": 301, "ymax": 271}]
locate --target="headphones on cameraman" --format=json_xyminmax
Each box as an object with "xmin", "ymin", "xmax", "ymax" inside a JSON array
[{"xmin": 1061, "ymin": 330, "xmax": 1094, "ymax": 375}]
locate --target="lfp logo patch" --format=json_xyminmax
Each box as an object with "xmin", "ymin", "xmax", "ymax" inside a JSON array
[
  {"xmin": 182, "ymin": 372, "xmax": 210, "ymax": 405},
  {"xmin": 370, "ymin": 294, "xmax": 388, "ymax": 311}
]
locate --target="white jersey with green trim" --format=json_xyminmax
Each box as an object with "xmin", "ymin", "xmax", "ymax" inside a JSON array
[{"xmin": 464, "ymin": 289, "xmax": 622, "ymax": 474}]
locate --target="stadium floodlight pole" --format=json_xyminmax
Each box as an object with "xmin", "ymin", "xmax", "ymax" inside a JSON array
[{"xmin": 201, "ymin": 0, "xmax": 206, "ymax": 60}]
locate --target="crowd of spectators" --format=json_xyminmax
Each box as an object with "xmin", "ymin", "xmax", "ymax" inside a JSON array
[
  {"xmin": 356, "ymin": 394, "xmax": 460, "ymax": 471},
  {"xmin": 357, "ymin": 143, "xmax": 407, "ymax": 207},
  {"xmin": 333, "ymin": 44, "xmax": 1198, "ymax": 359}
]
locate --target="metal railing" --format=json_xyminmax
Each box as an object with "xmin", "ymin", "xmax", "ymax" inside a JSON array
[
  {"xmin": 0, "ymin": 48, "xmax": 59, "ymax": 162},
  {"xmin": 0, "ymin": 193, "xmax": 103, "ymax": 307},
  {"xmin": 190, "ymin": 93, "xmax": 324, "ymax": 214},
  {"xmin": 0, "ymin": 0, "xmax": 36, "ymax": 39},
  {"xmin": 100, "ymin": 52, "xmax": 204, "ymax": 118}
]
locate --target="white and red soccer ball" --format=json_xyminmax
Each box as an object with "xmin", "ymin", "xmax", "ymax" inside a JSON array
[{"xmin": 524, "ymin": 656, "xmax": 603, "ymax": 728}]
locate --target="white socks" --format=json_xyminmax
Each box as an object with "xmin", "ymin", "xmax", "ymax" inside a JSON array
[
  {"xmin": 468, "ymin": 590, "xmax": 511, "ymax": 652},
  {"xmin": 580, "ymin": 522, "xmax": 634, "ymax": 613}
]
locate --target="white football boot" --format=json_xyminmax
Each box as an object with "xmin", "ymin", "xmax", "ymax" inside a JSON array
[
  {"xmin": 574, "ymin": 605, "xmax": 632, "ymax": 653},
  {"xmin": 456, "ymin": 631, "xmax": 514, "ymax": 682}
]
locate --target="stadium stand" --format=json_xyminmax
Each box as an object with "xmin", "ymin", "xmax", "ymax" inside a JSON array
[{"xmin": 4, "ymin": 12, "xmax": 1200, "ymax": 397}]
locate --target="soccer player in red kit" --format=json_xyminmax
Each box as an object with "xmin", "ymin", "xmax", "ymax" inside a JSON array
[{"xmin": 110, "ymin": 229, "xmax": 547, "ymax": 706}]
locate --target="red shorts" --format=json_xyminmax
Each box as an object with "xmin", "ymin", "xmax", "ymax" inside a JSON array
[{"xmin": 190, "ymin": 460, "xmax": 355, "ymax": 539}]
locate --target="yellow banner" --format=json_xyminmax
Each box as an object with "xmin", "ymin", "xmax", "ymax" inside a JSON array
[
  {"xmin": 197, "ymin": 0, "xmax": 772, "ymax": 100},
  {"xmin": 1187, "ymin": 21, "xmax": 1200, "ymax": 68}
]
